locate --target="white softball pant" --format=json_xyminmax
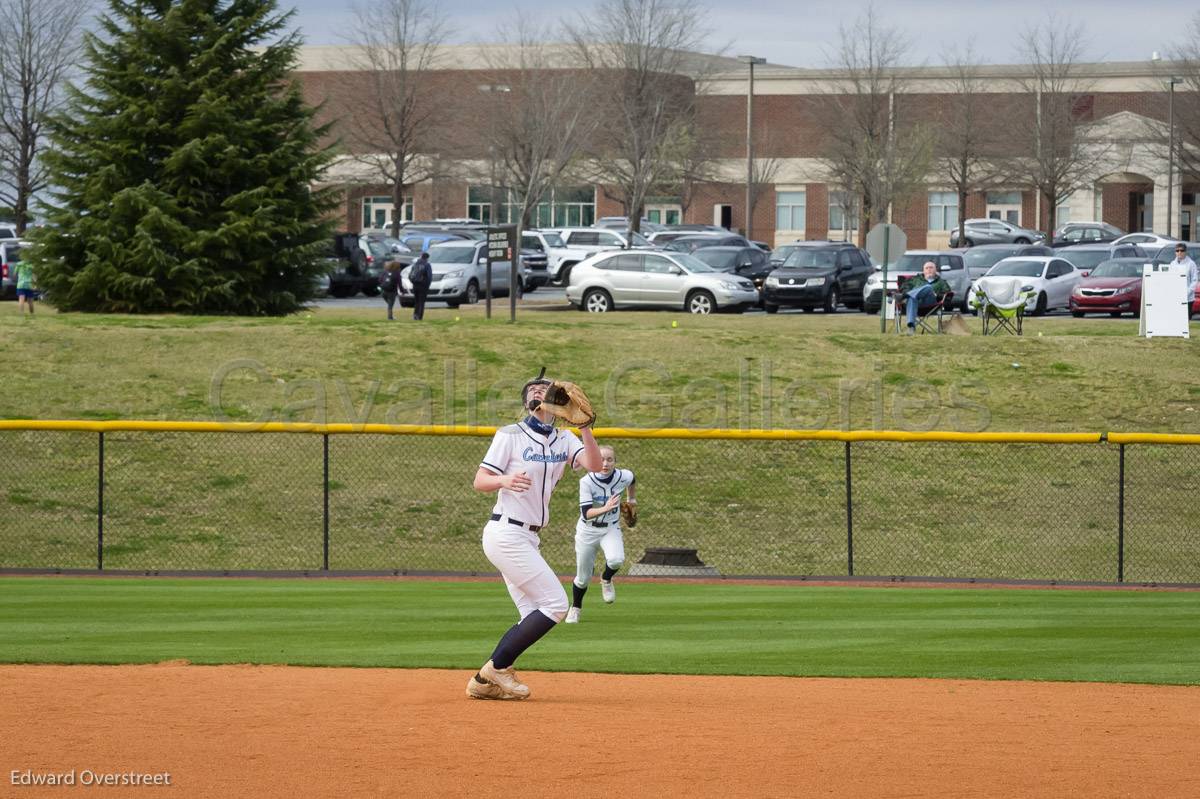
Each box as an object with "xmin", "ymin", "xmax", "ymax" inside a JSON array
[
  {"xmin": 482, "ymin": 520, "xmax": 568, "ymax": 622},
  {"xmin": 572, "ymin": 524, "xmax": 625, "ymax": 588}
]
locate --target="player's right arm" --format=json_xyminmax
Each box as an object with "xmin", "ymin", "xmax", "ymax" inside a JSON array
[{"xmin": 474, "ymin": 468, "xmax": 531, "ymax": 493}]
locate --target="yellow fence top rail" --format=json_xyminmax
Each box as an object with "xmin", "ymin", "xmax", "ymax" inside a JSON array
[{"xmin": 0, "ymin": 419, "xmax": 1118, "ymax": 444}]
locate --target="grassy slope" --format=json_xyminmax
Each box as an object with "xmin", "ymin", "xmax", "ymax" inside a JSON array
[
  {"xmin": 0, "ymin": 578, "xmax": 1195, "ymax": 685},
  {"xmin": 1, "ymin": 302, "xmax": 1198, "ymax": 432}
]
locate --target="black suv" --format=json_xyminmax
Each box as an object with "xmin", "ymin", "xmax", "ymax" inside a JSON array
[
  {"xmin": 762, "ymin": 241, "xmax": 873, "ymax": 313},
  {"xmin": 325, "ymin": 233, "xmax": 384, "ymax": 298},
  {"xmin": 690, "ymin": 246, "xmax": 773, "ymax": 295}
]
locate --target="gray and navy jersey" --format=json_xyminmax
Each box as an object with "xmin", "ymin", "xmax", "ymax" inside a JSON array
[{"xmin": 578, "ymin": 468, "xmax": 635, "ymax": 525}]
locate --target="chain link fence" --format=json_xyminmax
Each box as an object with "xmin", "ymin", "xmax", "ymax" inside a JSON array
[{"xmin": 1, "ymin": 424, "xmax": 1196, "ymax": 584}]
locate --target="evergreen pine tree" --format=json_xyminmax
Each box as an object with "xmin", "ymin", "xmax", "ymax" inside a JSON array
[{"xmin": 31, "ymin": 0, "xmax": 337, "ymax": 314}]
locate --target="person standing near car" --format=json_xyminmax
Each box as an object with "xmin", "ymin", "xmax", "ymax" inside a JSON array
[
  {"xmin": 409, "ymin": 251, "xmax": 432, "ymax": 321},
  {"xmin": 13, "ymin": 254, "xmax": 34, "ymax": 316},
  {"xmin": 1170, "ymin": 244, "xmax": 1198, "ymax": 310},
  {"xmin": 379, "ymin": 259, "xmax": 402, "ymax": 320}
]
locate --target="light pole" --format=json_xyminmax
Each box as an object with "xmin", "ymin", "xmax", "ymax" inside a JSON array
[
  {"xmin": 1166, "ymin": 76, "xmax": 1182, "ymax": 237},
  {"xmin": 477, "ymin": 83, "xmax": 511, "ymax": 319},
  {"xmin": 738, "ymin": 55, "xmax": 765, "ymax": 240},
  {"xmin": 1151, "ymin": 54, "xmax": 1183, "ymax": 237}
]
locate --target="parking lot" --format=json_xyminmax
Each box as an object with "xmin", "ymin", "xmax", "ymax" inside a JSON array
[{"xmin": 313, "ymin": 287, "xmax": 1120, "ymax": 320}]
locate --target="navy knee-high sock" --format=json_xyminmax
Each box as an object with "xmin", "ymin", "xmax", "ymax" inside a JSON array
[
  {"xmin": 490, "ymin": 611, "xmax": 558, "ymax": 669},
  {"xmin": 571, "ymin": 582, "xmax": 587, "ymax": 608},
  {"xmin": 602, "ymin": 565, "xmax": 619, "ymax": 581}
]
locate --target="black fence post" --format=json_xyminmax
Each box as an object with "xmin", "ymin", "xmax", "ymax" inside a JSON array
[
  {"xmin": 323, "ymin": 433, "xmax": 330, "ymax": 571},
  {"xmin": 845, "ymin": 441, "xmax": 854, "ymax": 577},
  {"xmin": 1117, "ymin": 443, "xmax": 1125, "ymax": 583},
  {"xmin": 97, "ymin": 431, "xmax": 105, "ymax": 571}
]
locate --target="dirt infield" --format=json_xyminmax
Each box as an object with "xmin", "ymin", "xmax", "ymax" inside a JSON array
[{"xmin": 2, "ymin": 665, "xmax": 1198, "ymax": 798}]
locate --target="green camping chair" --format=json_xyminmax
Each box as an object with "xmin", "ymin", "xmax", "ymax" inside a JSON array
[{"xmin": 974, "ymin": 277, "xmax": 1035, "ymax": 336}]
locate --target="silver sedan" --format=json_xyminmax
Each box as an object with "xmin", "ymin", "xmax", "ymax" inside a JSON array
[{"xmin": 565, "ymin": 249, "xmax": 760, "ymax": 313}]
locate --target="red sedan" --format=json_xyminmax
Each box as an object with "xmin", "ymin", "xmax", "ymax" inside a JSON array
[{"xmin": 1070, "ymin": 258, "xmax": 1145, "ymax": 318}]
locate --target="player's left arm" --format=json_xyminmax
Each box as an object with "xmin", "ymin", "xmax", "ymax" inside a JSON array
[{"xmin": 574, "ymin": 427, "xmax": 603, "ymax": 473}]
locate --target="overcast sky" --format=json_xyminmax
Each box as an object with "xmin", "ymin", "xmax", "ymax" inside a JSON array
[{"xmin": 285, "ymin": 0, "xmax": 1193, "ymax": 68}]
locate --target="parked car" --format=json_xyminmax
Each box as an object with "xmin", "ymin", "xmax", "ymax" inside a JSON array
[
  {"xmin": 523, "ymin": 228, "xmax": 592, "ymax": 286},
  {"xmin": 594, "ymin": 216, "xmax": 665, "ymax": 233},
  {"xmin": 761, "ymin": 241, "xmax": 873, "ymax": 313},
  {"xmin": 564, "ymin": 249, "xmax": 759, "ymax": 314},
  {"xmin": 862, "ymin": 250, "xmax": 971, "ymax": 314},
  {"xmin": 0, "ymin": 240, "xmax": 23, "ymax": 300},
  {"xmin": 767, "ymin": 242, "xmax": 807, "ymax": 268},
  {"xmin": 961, "ymin": 243, "xmax": 1055, "ymax": 280},
  {"xmin": 518, "ymin": 245, "xmax": 549, "ymax": 291},
  {"xmin": 1050, "ymin": 222, "xmax": 1124, "ymax": 248},
  {"xmin": 1147, "ymin": 241, "xmax": 1200, "ymax": 265},
  {"xmin": 546, "ymin": 227, "xmax": 655, "ymax": 286},
  {"xmin": 689, "ymin": 246, "xmax": 773, "ymax": 294},
  {"xmin": 967, "ymin": 256, "xmax": 1083, "ymax": 315},
  {"xmin": 1112, "ymin": 232, "xmax": 1177, "ymax": 250},
  {"xmin": 1068, "ymin": 258, "xmax": 1146, "ymax": 318},
  {"xmin": 326, "ymin": 233, "xmax": 386, "ymax": 298},
  {"xmin": 663, "ymin": 234, "xmax": 752, "ymax": 253},
  {"xmin": 949, "ymin": 218, "xmax": 1047, "ymax": 247},
  {"xmin": 0, "ymin": 224, "xmax": 16, "ymax": 241},
  {"xmin": 399, "ymin": 239, "xmax": 521, "ymax": 309},
  {"xmin": 1054, "ymin": 243, "xmax": 1145, "ymax": 275}
]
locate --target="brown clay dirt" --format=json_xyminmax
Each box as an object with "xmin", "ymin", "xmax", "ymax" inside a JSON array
[{"xmin": 2, "ymin": 665, "xmax": 1198, "ymax": 798}]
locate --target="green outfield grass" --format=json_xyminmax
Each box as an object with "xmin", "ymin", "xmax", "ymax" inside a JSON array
[{"xmin": 1, "ymin": 577, "xmax": 1196, "ymax": 685}]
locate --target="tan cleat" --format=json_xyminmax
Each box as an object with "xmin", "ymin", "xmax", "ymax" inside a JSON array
[
  {"xmin": 466, "ymin": 674, "xmax": 507, "ymax": 700},
  {"xmin": 479, "ymin": 659, "xmax": 531, "ymax": 699}
]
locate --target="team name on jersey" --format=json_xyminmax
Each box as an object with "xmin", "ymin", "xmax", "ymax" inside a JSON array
[{"xmin": 523, "ymin": 447, "xmax": 568, "ymax": 463}]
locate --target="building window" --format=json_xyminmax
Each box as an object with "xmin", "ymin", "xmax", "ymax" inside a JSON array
[
  {"xmin": 470, "ymin": 186, "xmax": 594, "ymax": 227},
  {"xmin": 776, "ymin": 191, "xmax": 806, "ymax": 231},
  {"xmin": 645, "ymin": 197, "xmax": 682, "ymax": 225},
  {"xmin": 362, "ymin": 195, "xmax": 412, "ymax": 229},
  {"xmin": 927, "ymin": 191, "xmax": 958, "ymax": 231},
  {"xmin": 828, "ymin": 191, "xmax": 858, "ymax": 232},
  {"xmin": 986, "ymin": 191, "xmax": 1022, "ymax": 225}
]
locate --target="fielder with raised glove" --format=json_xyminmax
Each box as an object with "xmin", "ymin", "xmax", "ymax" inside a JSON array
[
  {"xmin": 537, "ymin": 379, "xmax": 596, "ymax": 428},
  {"xmin": 566, "ymin": 444, "xmax": 637, "ymax": 624}
]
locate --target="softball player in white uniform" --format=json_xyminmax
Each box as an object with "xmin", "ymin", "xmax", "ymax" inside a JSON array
[
  {"xmin": 466, "ymin": 373, "xmax": 602, "ymax": 700},
  {"xmin": 566, "ymin": 446, "xmax": 635, "ymax": 623}
]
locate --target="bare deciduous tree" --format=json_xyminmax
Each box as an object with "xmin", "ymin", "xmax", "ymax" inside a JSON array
[
  {"xmin": 480, "ymin": 18, "xmax": 599, "ymax": 233},
  {"xmin": 1014, "ymin": 20, "xmax": 1110, "ymax": 240},
  {"xmin": 566, "ymin": 0, "xmax": 713, "ymax": 233},
  {"xmin": 818, "ymin": 4, "xmax": 933, "ymax": 245},
  {"xmin": 1162, "ymin": 13, "xmax": 1200, "ymax": 201},
  {"xmin": 0, "ymin": 0, "xmax": 86, "ymax": 233},
  {"xmin": 339, "ymin": 0, "xmax": 446, "ymax": 237},
  {"xmin": 935, "ymin": 44, "xmax": 1008, "ymax": 246}
]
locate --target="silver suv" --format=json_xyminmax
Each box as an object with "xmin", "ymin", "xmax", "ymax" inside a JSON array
[
  {"xmin": 399, "ymin": 239, "xmax": 522, "ymax": 309},
  {"xmin": 949, "ymin": 218, "xmax": 1046, "ymax": 247}
]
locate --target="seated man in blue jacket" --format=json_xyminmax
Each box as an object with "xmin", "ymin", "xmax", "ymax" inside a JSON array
[{"xmin": 901, "ymin": 261, "xmax": 950, "ymax": 334}]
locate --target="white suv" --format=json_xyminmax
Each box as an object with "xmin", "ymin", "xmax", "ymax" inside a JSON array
[{"xmin": 541, "ymin": 227, "xmax": 655, "ymax": 286}]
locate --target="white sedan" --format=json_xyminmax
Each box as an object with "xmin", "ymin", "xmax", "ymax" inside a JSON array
[
  {"xmin": 966, "ymin": 256, "xmax": 1084, "ymax": 315},
  {"xmin": 565, "ymin": 249, "xmax": 760, "ymax": 313},
  {"xmin": 1111, "ymin": 232, "xmax": 1177, "ymax": 251}
]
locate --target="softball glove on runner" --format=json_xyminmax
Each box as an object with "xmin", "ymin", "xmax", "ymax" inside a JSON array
[
  {"xmin": 540, "ymin": 381, "xmax": 596, "ymax": 428},
  {"xmin": 620, "ymin": 500, "xmax": 638, "ymax": 528}
]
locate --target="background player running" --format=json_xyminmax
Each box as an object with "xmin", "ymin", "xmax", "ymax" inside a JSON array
[
  {"xmin": 466, "ymin": 371, "xmax": 602, "ymax": 700},
  {"xmin": 566, "ymin": 445, "xmax": 635, "ymax": 623}
]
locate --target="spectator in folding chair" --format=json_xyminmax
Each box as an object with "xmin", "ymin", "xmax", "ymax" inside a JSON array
[
  {"xmin": 974, "ymin": 276, "xmax": 1035, "ymax": 335},
  {"xmin": 896, "ymin": 261, "xmax": 952, "ymax": 335}
]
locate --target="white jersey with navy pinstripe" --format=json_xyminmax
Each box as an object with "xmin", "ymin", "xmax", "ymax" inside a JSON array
[
  {"xmin": 577, "ymin": 468, "xmax": 635, "ymax": 529},
  {"xmin": 480, "ymin": 421, "xmax": 585, "ymax": 529}
]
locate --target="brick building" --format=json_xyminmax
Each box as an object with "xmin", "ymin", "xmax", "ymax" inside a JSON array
[{"xmin": 294, "ymin": 45, "xmax": 1192, "ymax": 246}]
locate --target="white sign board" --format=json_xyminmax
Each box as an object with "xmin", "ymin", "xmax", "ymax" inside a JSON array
[{"xmin": 1139, "ymin": 263, "xmax": 1190, "ymax": 338}]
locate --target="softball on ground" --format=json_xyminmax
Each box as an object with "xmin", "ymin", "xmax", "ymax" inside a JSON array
[
  {"xmin": 671, "ymin": 320, "xmax": 678, "ymax": 328},
  {"xmin": 454, "ymin": 316, "xmax": 460, "ymax": 321}
]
